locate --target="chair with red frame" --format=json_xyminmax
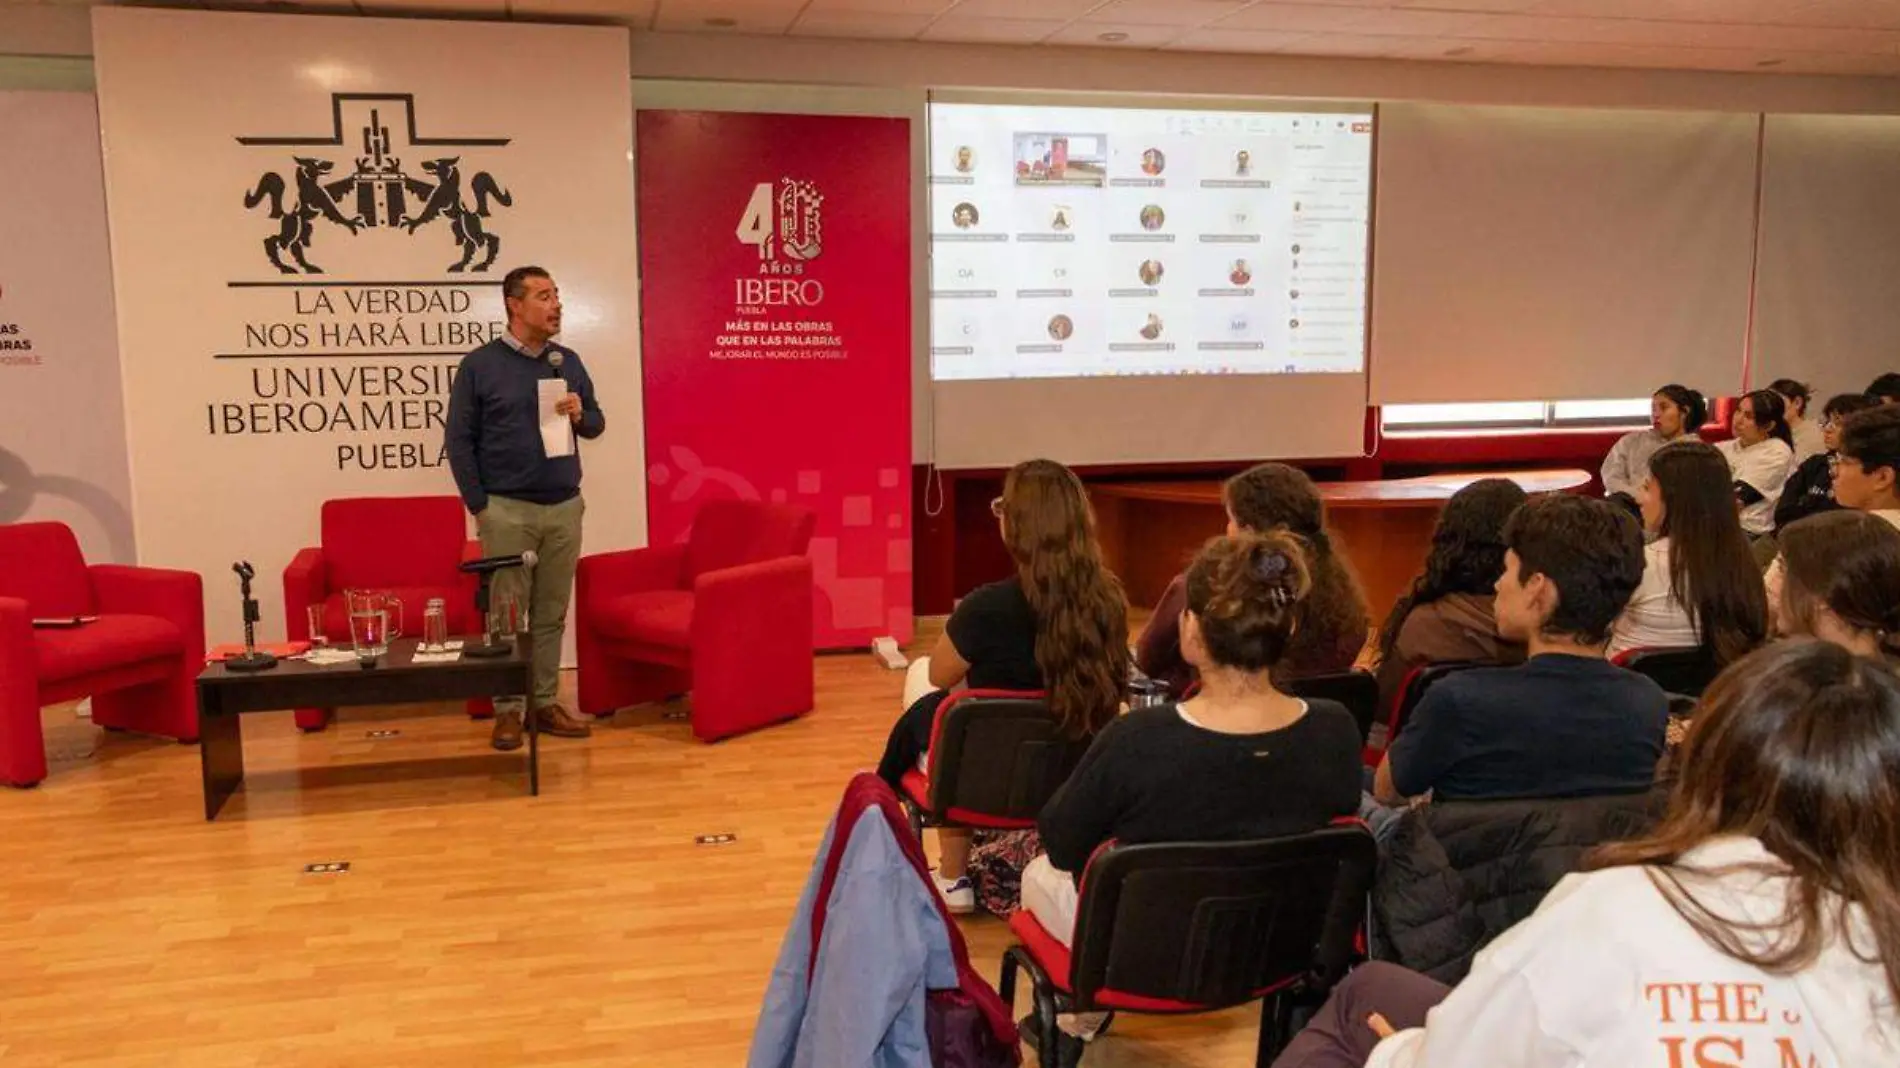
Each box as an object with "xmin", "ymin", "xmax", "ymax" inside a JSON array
[
  {"xmin": 1612, "ymin": 646, "xmax": 1718, "ymax": 698},
  {"xmin": 1285, "ymin": 669, "xmax": 1381, "ymax": 745},
  {"xmin": 574, "ymin": 499, "xmax": 816, "ymax": 742},
  {"xmin": 283, "ymin": 495, "xmax": 488, "ymax": 731},
  {"xmin": 1001, "ymin": 824, "xmax": 1378, "ymax": 1068},
  {"xmin": 1364, "ymin": 661, "xmax": 1485, "ymax": 768},
  {"xmin": 0, "ymin": 521, "xmax": 206, "ymax": 787},
  {"xmin": 897, "ymin": 690, "xmax": 1093, "ymax": 841}
]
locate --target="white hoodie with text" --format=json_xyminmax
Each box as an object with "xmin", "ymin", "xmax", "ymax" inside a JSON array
[{"xmin": 1369, "ymin": 837, "xmax": 1896, "ymax": 1068}]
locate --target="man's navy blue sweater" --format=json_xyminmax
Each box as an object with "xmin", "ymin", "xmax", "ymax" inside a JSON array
[{"xmin": 445, "ymin": 338, "xmax": 605, "ymax": 515}]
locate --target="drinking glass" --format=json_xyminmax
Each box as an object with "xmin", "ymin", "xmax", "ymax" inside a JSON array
[
  {"xmin": 422, "ymin": 598, "xmax": 449, "ymax": 653},
  {"xmin": 349, "ymin": 603, "xmax": 387, "ymax": 659},
  {"xmin": 306, "ymin": 604, "xmax": 328, "ymax": 649},
  {"xmin": 487, "ymin": 593, "xmax": 521, "ymax": 642}
]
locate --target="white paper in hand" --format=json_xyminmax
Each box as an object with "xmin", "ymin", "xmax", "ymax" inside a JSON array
[{"xmin": 538, "ymin": 379, "xmax": 574, "ymax": 458}]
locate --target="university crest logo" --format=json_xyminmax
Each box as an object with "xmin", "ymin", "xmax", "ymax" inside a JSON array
[
  {"xmin": 238, "ymin": 93, "xmax": 512, "ymax": 275},
  {"xmin": 736, "ymin": 177, "xmax": 823, "ymax": 274}
]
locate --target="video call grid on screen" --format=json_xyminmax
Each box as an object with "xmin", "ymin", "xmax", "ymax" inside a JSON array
[{"xmin": 927, "ymin": 100, "xmax": 1374, "ymax": 383}]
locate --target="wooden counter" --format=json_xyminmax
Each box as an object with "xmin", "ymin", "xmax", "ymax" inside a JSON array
[{"xmin": 1090, "ymin": 469, "xmax": 1593, "ymax": 620}]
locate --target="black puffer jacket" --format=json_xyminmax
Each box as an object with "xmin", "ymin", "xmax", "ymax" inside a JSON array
[{"xmin": 1370, "ymin": 789, "xmax": 1667, "ymax": 983}]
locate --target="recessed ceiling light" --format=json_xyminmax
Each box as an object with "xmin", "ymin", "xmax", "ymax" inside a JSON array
[
  {"xmin": 705, "ymin": 16, "xmax": 738, "ymax": 28},
  {"xmin": 1756, "ymin": 58, "xmax": 1783, "ymax": 67},
  {"xmin": 1443, "ymin": 46, "xmax": 1473, "ymax": 57},
  {"xmin": 1098, "ymin": 31, "xmax": 1129, "ymax": 42}
]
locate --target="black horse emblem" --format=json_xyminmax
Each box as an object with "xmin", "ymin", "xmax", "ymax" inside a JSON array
[
  {"xmin": 239, "ymin": 96, "xmax": 514, "ymax": 276},
  {"xmin": 402, "ymin": 158, "xmax": 512, "ymax": 273},
  {"xmin": 242, "ymin": 157, "xmax": 364, "ymax": 275}
]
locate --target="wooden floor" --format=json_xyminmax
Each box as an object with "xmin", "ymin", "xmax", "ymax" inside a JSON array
[{"xmin": 1, "ymin": 634, "xmax": 1268, "ymax": 1067}]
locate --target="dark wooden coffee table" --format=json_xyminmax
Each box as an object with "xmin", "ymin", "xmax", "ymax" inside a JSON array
[{"xmin": 196, "ymin": 638, "xmax": 534, "ymax": 820}]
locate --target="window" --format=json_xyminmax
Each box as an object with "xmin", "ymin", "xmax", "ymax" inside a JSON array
[
  {"xmin": 1551, "ymin": 399, "xmax": 1651, "ymax": 424},
  {"xmin": 1383, "ymin": 399, "xmax": 1650, "ymax": 434}
]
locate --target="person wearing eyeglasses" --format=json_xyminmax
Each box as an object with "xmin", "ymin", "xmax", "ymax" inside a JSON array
[
  {"xmin": 1775, "ymin": 392, "xmax": 1879, "ymax": 531},
  {"xmin": 1767, "ymin": 404, "xmax": 1900, "ymax": 632}
]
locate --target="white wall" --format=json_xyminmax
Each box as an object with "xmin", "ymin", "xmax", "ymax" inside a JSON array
[
  {"xmin": 15, "ymin": 13, "xmax": 1900, "ymax": 471},
  {"xmin": 91, "ymin": 9, "xmax": 642, "ymax": 644}
]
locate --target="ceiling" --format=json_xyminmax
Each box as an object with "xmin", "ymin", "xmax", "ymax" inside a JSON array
[{"xmin": 27, "ymin": 0, "xmax": 1900, "ymax": 76}]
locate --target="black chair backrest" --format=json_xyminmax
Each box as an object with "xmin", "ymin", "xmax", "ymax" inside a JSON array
[
  {"xmin": 928, "ymin": 692, "xmax": 1092, "ymax": 822},
  {"xmin": 1287, "ymin": 670, "xmax": 1380, "ymax": 743},
  {"xmin": 1390, "ymin": 661, "xmax": 1484, "ymax": 744},
  {"xmin": 1067, "ymin": 826, "xmax": 1377, "ymax": 1011},
  {"xmin": 1619, "ymin": 646, "xmax": 1718, "ymax": 698}
]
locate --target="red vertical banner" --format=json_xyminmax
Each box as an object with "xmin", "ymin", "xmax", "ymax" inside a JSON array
[{"xmin": 637, "ymin": 111, "xmax": 913, "ymax": 648}]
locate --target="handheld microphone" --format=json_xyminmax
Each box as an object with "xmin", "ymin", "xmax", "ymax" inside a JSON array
[
  {"xmin": 547, "ymin": 349, "xmax": 564, "ymax": 378},
  {"xmin": 460, "ymin": 549, "xmax": 538, "ymax": 574}
]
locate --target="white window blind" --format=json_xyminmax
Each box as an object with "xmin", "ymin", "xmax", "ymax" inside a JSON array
[
  {"xmin": 1370, "ymin": 104, "xmax": 1758, "ymax": 405},
  {"xmin": 1752, "ymin": 115, "xmax": 1900, "ymax": 401}
]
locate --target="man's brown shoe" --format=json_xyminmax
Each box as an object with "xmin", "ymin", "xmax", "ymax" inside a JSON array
[
  {"xmin": 534, "ymin": 704, "xmax": 592, "ymax": 739},
  {"xmin": 491, "ymin": 709, "xmax": 525, "ymax": 751}
]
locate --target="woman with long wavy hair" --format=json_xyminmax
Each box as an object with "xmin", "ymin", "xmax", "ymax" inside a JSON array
[
  {"xmin": 1608, "ymin": 441, "xmax": 1768, "ymax": 667},
  {"xmin": 1272, "ymin": 639, "xmax": 1900, "ymax": 1068},
  {"xmin": 1372, "ymin": 478, "xmax": 1528, "ymax": 714},
  {"xmin": 1137, "ymin": 462, "xmax": 1369, "ymax": 694},
  {"xmin": 876, "ymin": 458, "xmax": 1128, "ymax": 912}
]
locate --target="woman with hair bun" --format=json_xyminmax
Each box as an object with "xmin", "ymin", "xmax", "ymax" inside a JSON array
[
  {"xmin": 1025, "ymin": 530, "xmax": 1364, "ymax": 950},
  {"xmin": 1136, "ymin": 462, "xmax": 1368, "ymax": 695},
  {"xmin": 1601, "ymin": 384, "xmax": 1707, "ymax": 500}
]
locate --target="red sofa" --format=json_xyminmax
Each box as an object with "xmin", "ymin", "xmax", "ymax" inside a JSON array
[
  {"xmin": 576, "ymin": 500, "xmax": 816, "ymax": 742},
  {"xmin": 283, "ymin": 496, "xmax": 486, "ymax": 731},
  {"xmin": 0, "ymin": 522, "xmax": 205, "ymax": 787}
]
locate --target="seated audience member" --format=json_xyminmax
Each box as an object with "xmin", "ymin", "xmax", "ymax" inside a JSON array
[
  {"xmin": 1373, "ymin": 495, "xmax": 1666, "ymax": 807},
  {"xmin": 1599, "ymin": 384, "xmax": 1705, "ymax": 500},
  {"xmin": 876, "ymin": 458, "xmax": 1128, "ymax": 912},
  {"xmin": 1718, "ymin": 389, "xmax": 1797, "ymax": 542},
  {"xmin": 1136, "ymin": 463, "xmax": 1368, "ymax": 694},
  {"xmin": 1272, "ymin": 639, "xmax": 1900, "ymax": 1068},
  {"xmin": 1607, "ymin": 442, "xmax": 1767, "ymax": 666},
  {"xmin": 1827, "ymin": 404, "xmax": 1900, "ymax": 523},
  {"xmin": 1868, "ymin": 372, "xmax": 1900, "ymax": 405},
  {"xmin": 1769, "ymin": 405, "xmax": 1900, "ymax": 629},
  {"xmin": 1372, "ymin": 479, "xmax": 1528, "ymax": 715},
  {"xmin": 1776, "ymin": 511, "xmax": 1900, "ymax": 662},
  {"xmin": 1775, "ymin": 391, "xmax": 1878, "ymax": 530},
  {"xmin": 1025, "ymin": 532, "xmax": 1364, "ymax": 948},
  {"xmin": 1369, "ymin": 787, "xmax": 1667, "ymax": 984},
  {"xmin": 1768, "ymin": 377, "xmax": 1825, "ymax": 465}
]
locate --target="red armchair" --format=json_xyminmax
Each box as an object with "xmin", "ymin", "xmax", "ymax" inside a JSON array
[
  {"xmin": 0, "ymin": 522, "xmax": 205, "ymax": 787},
  {"xmin": 283, "ymin": 496, "xmax": 486, "ymax": 731},
  {"xmin": 577, "ymin": 500, "xmax": 816, "ymax": 742}
]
